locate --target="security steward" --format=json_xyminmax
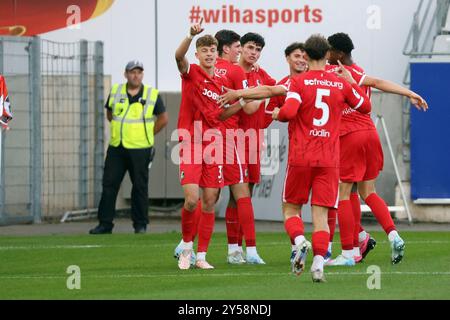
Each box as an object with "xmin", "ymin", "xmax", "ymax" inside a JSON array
[{"xmin": 90, "ymin": 61, "xmax": 168, "ymax": 234}]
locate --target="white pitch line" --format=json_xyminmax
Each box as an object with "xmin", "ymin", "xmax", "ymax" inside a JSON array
[
  {"xmin": 1, "ymin": 271, "xmax": 450, "ymax": 280},
  {"xmin": 0, "ymin": 240, "xmax": 449, "ymax": 251},
  {"xmin": 0, "ymin": 245, "xmax": 103, "ymax": 251}
]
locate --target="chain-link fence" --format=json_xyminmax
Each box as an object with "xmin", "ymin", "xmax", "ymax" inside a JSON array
[{"xmin": 0, "ymin": 36, "xmax": 104, "ymax": 225}]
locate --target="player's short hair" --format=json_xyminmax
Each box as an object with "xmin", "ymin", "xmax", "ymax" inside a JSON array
[
  {"xmin": 215, "ymin": 30, "xmax": 241, "ymax": 56},
  {"xmin": 196, "ymin": 35, "xmax": 218, "ymax": 49},
  {"xmin": 285, "ymin": 42, "xmax": 305, "ymax": 57},
  {"xmin": 304, "ymin": 34, "xmax": 331, "ymax": 60},
  {"xmin": 327, "ymin": 33, "xmax": 355, "ymax": 55},
  {"xmin": 240, "ymin": 32, "xmax": 266, "ymax": 49}
]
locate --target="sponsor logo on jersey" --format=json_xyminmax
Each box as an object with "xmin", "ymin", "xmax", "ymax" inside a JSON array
[
  {"xmin": 202, "ymin": 88, "xmax": 220, "ymax": 101},
  {"xmin": 215, "ymin": 68, "xmax": 227, "ymax": 76},
  {"xmin": 310, "ymin": 128, "xmax": 331, "ymax": 138},
  {"xmin": 304, "ymin": 78, "xmax": 343, "ymax": 90}
]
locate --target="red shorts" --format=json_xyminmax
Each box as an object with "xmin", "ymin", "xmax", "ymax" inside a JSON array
[
  {"xmin": 179, "ymin": 142, "xmax": 224, "ymax": 189},
  {"xmin": 340, "ymin": 130, "xmax": 384, "ymax": 183},
  {"xmin": 224, "ymin": 139, "xmax": 249, "ymax": 186},
  {"xmin": 282, "ymin": 166, "xmax": 340, "ymax": 209}
]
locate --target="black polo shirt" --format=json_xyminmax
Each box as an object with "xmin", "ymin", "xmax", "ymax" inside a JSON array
[{"xmin": 104, "ymin": 84, "xmax": 166, "ymax": 115}]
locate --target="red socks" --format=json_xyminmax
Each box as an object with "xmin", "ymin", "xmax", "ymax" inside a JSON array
[
  {"xmin": 197, "ymin": 212, "xmax": 215, "ymax": 253},
  {"xmin": 191, "ymin": 200, "xmax": 202, "ymax": 241},
  {"xmin": 225, "ymin": 206, "xmax": 239, "ymax": 245},
  {"xmin": 338, "ymin": 200, "xmax": 355, "ymax": 250},
  {"xmin": 350, "ymin": 193, "xmax": 361, "ymax": 248},
  {"xmin": 237, "ymin": 197, "xmax": 256, "ymax": 247},
  {"xmin": 284, "ymin": 216, "xmax": 304, "ymax": 241},
  {"xmin": 312, "ymin": 231, "xmax": 329, "ymax": 257},
  {"xmin": 238, "ymin": 225, "xmax": 244, "ymax": 247},
  {"xmin": 328, "ymin": 209, "xmax": 337, "ymax": 243},
  {"xmin": 365, "ymin": 193, "xmax": 396, "ymax": 235},
  {"xmin": 181, "ymin": 207, "xmax": 195, "ymax": 243}
]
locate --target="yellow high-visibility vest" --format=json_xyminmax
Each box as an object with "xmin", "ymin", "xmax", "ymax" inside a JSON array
[{"xmin": 108, "ymin": 84, "xmax": 159, "ymax": 149}]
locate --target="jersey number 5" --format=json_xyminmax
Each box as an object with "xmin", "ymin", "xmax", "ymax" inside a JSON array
[{"xmin": 313, "ymin": 89, "xmax": 330, "ymax": 127}]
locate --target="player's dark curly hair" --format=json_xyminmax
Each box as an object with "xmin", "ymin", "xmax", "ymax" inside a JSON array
[
  {"xmin": 240, "ymin": 32, "xmax": 265, "ymax": 48},
  {"xmin": 284, "ymin": 42, "xmax": 305, "ymax": 57},
  {"xmin": 215, "ymin": 30, "xmax": 241, "ymax": 56},
  {"xmin": 327, "ymin": 33, "xmax": 355, "ymax": 55},
  {"xmin": 304, "ymin": 34, "xmax": 330, "ymax": 60}
]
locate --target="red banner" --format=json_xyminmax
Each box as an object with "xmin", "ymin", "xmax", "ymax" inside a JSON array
[{"xmin": 0, "ymin": 0, "xmax": 114, "ymax": 36}]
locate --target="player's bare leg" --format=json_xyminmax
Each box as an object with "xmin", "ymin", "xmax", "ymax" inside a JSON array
[
  {"xmin": 358, "ymin": 180, "xmax": 405, "ymax": 264},
  {"xmin": 230, "ymin": 183, "xmax": 265, "ymax": 264},
  {"xmin": 178, "ymin": 184, "xmax": 200, "ymax": 270},
  {"xmin": 283, "ymin": 202, "xmax": 310, "ymax": 276},
  {"xmin": 195, "ymin": 187, "xmax": 220, "ymax": 269},
  {"xmin": 311, "ymin": 205, "xmax": 330, "ymax": 283}
]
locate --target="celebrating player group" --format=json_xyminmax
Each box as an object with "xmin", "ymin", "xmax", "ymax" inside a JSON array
[{"xmin": 173, "ymin": 18, "xmax": 428, "ymax": 283}]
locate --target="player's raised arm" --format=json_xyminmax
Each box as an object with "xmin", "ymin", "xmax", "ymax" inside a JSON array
[
  {"xmin": 175, "ymin": 18, "xmax": 204, "ymax": 74},
  {"xmin": 361, "ymin": 76, "xmax": 428, "ymax": 111}
]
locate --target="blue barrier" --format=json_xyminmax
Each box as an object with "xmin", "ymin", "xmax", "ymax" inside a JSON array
[{"xmin": 410, "ymin": 61, "xmax": 450, "ymax": 202}]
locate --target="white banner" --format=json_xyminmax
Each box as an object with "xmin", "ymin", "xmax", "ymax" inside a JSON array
[{"xmin": 42, "ymin": 0, "xmax": 419, "ymax": 91}]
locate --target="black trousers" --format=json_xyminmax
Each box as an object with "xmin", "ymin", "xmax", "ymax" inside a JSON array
[{"xmin": 97, "ymin": 145, "xmax": 153, "ymax": 229}]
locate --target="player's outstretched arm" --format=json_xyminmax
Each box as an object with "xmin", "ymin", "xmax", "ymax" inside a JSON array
[
  {"xmin": 361, "ymin": 76, "xmax": 428, "ymax": 111},
  {"xmin": 218, "ymin": 85, "xmax": 287, "ymax": 107},
  {"xmin": 274, "ymin": 93, "xmax": 301, "ymax": 122},
  {"xmin": 175, "ymin": 18, "xmax": 204, "ymax": 74},
  {"xmin": 219, "ymin": 101, "xmax": 245, "ymax": 121}
]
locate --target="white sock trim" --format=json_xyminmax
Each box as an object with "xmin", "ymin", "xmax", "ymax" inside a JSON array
[
  {"xmin": 228, "ymin": 244, "xmax": 239, "ymax": 254},
  {"xmin": 359, "ymin": 231, "xmax": 368, "ymax": 243},
  {"xmin": 197, "ymin": 252, "xmax": 206, "ymax": 261},
  {"xmin": 342, "ymin": 250, "xmax": 353, "ymax": 259},
  {"xmin": 182, "ymin": 241, "xmax": 193, "ymax": 250},
  {"xmin": 246, "ymin": 246, "xmax": 257, "ymax": 256},
  {"xmin": 294, "ymin": 235, "xmax": 306, "ymax": 246},
  {"xmin": 388, "ymin": 230, "xmax": 399, "ymax": 242}
]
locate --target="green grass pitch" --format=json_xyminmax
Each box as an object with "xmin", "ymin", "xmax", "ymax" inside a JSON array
[{"xmin": 0, "ymin": 231, "xmax": 449, "ymax": 299}]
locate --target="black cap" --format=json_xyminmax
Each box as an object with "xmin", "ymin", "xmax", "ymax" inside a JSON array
[{"xmin": 125, "ymin": 60, "xmax": 144, "ymax": 71}]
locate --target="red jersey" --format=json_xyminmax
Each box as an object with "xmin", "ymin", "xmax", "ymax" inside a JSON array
[
  {"xmin": 0, "ymin": 75, "xmax": 13, "ymax": 128},
  {"xmin": 178, "ymin": 64, "xmax": 229, "ymax": 141},
  {"xmin": 265, "ymin": 75, "xmax": 292, "ymax": 129},
  {"xmin": 326, "ymin": 64, "xmax": 375, "ymax": 136},
  {"xmin": 278, "ymin": 70, "xmax": 372, "ymax": 168},
  {"xmin": 215, "ymin": 57, "xmax": 249, "ymax": 129},
  {"xmin": 239, "ymin": 67, "xmax": 277, "ymax": 131}
]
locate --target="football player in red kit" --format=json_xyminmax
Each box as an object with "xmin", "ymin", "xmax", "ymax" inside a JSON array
[
  {"xmin": 175, "ymin": 20, "xmax": 229, "ymax": 270},
  {"xmin": 214, "ymin": 30, "xmax": 266, "ymax": 265},
  {"xmin": 325, "ymin": 33, "xmax": 428, "ymax": 266},
  {"xmin": 264, "ymin": 43, "xmax": 310, "ymax": 263},
  {"xmin": 220, "ymin": 34, "xmax": 372, "ymax": 282},
  {"xmin": 222, "ymin": 32, "xmax": 277, "ymax": 261}
]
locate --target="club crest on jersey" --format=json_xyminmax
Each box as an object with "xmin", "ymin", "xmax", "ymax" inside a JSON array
[
  {"xmin": 180, "ymin": 171, "xmax": 185, "ymax": 181},
  {"xmin": 216, "ymin": 69, "xmax": 227, "ymax": 76}
]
